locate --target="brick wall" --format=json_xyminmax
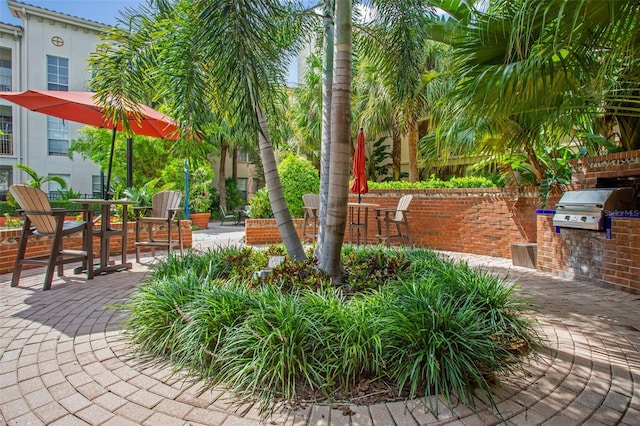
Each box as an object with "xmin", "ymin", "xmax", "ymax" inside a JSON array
[
  {"xmin": 246, "ymin": 189, "xmax": 539, "ymax": 258},
  {"xmin": 536, "ymin": 149, "xmax": 640, "ymax": 294},
  {"xmin": 571, "ymin": 150, "xmax": 640, "ymax": 190},
  {"xmin": 0, "ymin": 221, "xmax": 192, "ymax": 275}
]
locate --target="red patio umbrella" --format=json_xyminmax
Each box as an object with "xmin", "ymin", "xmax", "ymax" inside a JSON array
[
  {"xmin": 350, "ymin": 127, "xmax": 369, "ymax": 203},
  {"xmin": 0, "ymin": 90, "xmax": 178, "ymax": 199}
]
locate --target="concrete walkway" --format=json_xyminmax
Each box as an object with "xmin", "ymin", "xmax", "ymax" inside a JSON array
[{"xmin": 1, "ymin": 224, "xmax": 639, "ymax": 425}]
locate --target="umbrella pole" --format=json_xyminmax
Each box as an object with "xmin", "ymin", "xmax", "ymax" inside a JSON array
[
  {"xmin": 105, "ymin": 126, "xmax": 117, "ymax": 200},
  {"xmin": 126, "ymin": 138, "xmax": 133, "ymax": 188}
]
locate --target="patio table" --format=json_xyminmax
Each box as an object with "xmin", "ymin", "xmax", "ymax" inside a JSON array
[
  {"xmin": 71, "ymin": 199, "xmax": 138, "ymax": 274},
  {"xmin": 348, "ymin": 202, "xmax": 379, "ymax": 245}
]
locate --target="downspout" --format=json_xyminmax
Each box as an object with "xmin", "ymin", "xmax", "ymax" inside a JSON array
[{"xmin": 13, "ymin": 27, "xmax": 24, "ymax": 182}]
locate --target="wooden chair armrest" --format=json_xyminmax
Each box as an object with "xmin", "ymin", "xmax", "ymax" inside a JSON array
[
  {"xmin": 17, "ymin": 208, "xmax": 66, "ymax": 217},
  {"xmin": 132, "ymin": 206, "xmax": 152, "ymax": 218},
  {"xmin": 168, "ymin": 207, "xmax": 182, "ymax": 220},
  {"xmin": 376, "ymin": 208, "xmax": 396, "ymax": 219}
]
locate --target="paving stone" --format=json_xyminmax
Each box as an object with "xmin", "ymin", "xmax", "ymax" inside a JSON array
[
  {"xmin": 222, "ymin": 414, "xmax": 262, "ymax": 425},
  {"xmin": 142, "ymin": 412, "xmax": 186, "ymax": 426},
  {"xmin": 93, "ymin": 391, "xmax": 128, "ymax": 412},
  {"xmin": 48, "ymin": 414, "xmax": 91, "ymax": 425},
  {"xmin": 588, "ymin": 406, "xmax": 625, "ymax": 424},
  {"xmin": 184, "ymin": 406, "xmax": 229, "ymax": 425},
  {"xmin": 47, "ymin": 381, "xmax": 76, "ymax": 401},
  {"xmin": 58, "ymin": 392, "xmax": 92, "ymax": 414},
  {"xmin": 115, "ymin": 401, "xmax": 155, "ymax": 423},
  {"xmin": 16, "ymin": 364, "xmax": 40, "ymax": 381},
  {"xmin": 18, "ymin": 376, "xmax": 45, "ymax": 394},
  {"xmin": 368, "ymin": 403, "xmax": 394, "ymax": 426},
  {"xmin": 154, "ymin": 398, "xmax": 193, "ymax": 418},
  {"xmin": 107, "ymin": 380, "xmax": 139, "ymax": 398},
  {"xmin": 505, "ymin": 407, "xmax": 547, "ymax": 425},
  {"xmin": 1, "ymin": 397, "xmax": 31, "ymax": 420},
  {"xmin": 348, "ymin": 405, "xmax": 373, "ymax": 426},
  {"xmin": 101, "ymin": 415, "xmax": 142, "ymax": 426},
  {"xmin": 0, "ymin": 384, "xmax": 21, "ymax": 405},
  {"xmin": 458, "ymin": 409, "xmax": 501, "ymax": 426},
  {"xmin": 76, "ymin": 380, "xmax": 108, "ymax": 400},
  {"xmin": 24, "ymin": 387, "xmax": 55, "ymax": 409},
  {"xmin": 386, "ymin": 400, "xmax": 419, "ymax": 425},
  {"xmin": 149, "ymin": 381, "xmax": 182, "ymax": 399},
  {"xmin": 125, "ymin": 388, "xmax": 164, "ymax": 409},
  {"xmin": 76, "ymin": 404, "xmax": 115, "ymax": 424},
  {"xmin": 12, "ymin": 411, "xmax": 46, "ymax": 425},
  {"xmin": 603, "ymin": 391, "xmax": 631, "ymax": 412},
  {"xmin": 92, "ymin": 370, "xmax": 121, "ymax": 387}
]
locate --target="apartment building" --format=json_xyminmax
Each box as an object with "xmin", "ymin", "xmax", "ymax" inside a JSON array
[{"xmin": 0, "ymin": 0, "xmax": 109, "ymax": 200}]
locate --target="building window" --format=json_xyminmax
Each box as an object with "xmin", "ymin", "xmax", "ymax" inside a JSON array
[
  {"xmin": 237, "ymin": 149, "xmax": 251, "ymax": 163},
  {"xmin": 92, "ymin": 175, "xmax": 102, "ymax": 198},
  {"xmin": 48, "ymin": 174, "xmax": 69, "ymax": 200},
  {"xmin": 0, "ymin": 166, "xmax": 11, "ymax": 201},
  {"xmin": 47, "ymin": 55, "xmax": 69, "ymax": 91},
  {"xmin": 0, "ymin": 48, "xmax": 11, "ymax": 91},
  {"xmin": 236, "ymin": 177, "xmax": 248, "ymax": 200},
  {"xmin": 0, "ymin": 106, "xmax": 12, "ymax": 156},
  {"xmin": 47, "ymin": 116, "xmax": 69, "ymax": 156}
]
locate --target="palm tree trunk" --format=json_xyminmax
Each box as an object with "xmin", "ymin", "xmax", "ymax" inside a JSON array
[
  {"xmin": 523, "ymin": 144, "xmax": 545, "ymax": 182},
  {"xmin": 315, "ymin": 0, "xmax": 335, "ymax": 261},
  {"xmin": 218, "ymin": 142, "xmax": 227, "ymax": 212},
  {"xmin": 319, "ymin": 0, "xmax": 351, "ymax": 279},
  {"xmin": 407, "ymin": 122, "xmax": 419, "ymax": 182},
  {"xmin": 232, "ymin": 146, "xmax": 238, "ymax": 179},
  {"xmin": 392, "ymin": 129, "xmax": 401, "ymax": 180},
  {"xmin": 255, "ymin": 102, "xmax": 306, "ymax": 262}
]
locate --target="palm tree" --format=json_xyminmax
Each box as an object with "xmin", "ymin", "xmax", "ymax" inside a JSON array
[
  {"xmin": 318, "ymin": 0, "xmax": 351, "ymax": 276},
  {"xmin": 90, "ymin": 0, "xmax": 307, "ymax": 261},
  {"xmin": 440, "ymin": 0, "xmax": 640, "ymax": 155},
  {"xmin": 358, "ymin": 1, "xmax": 445, "ymax": 182}
]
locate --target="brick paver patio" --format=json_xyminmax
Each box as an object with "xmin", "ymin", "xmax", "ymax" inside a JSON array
[{"xmin": 1, "ymin": 225, "xmax": 639, "ymax": 425}]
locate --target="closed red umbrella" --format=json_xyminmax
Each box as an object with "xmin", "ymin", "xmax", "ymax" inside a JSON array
[
  {"xmin": 0, "ymin": 90, "xmax": 178, "ymax": 199},
  {"xmin": 350, "ymin": 127, "xmax": 368, "ymax": 203}
]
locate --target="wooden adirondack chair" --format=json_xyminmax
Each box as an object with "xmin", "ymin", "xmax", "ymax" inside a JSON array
[
  {"xmin": 9, "ymin": 184, "xmax": 94, "ymax": 291},
  {"xmin": 376, "ymin": 194, "xmax": 414, "ymax": 246},
  {"xmin": 134, "ymin": 191, "xmax": 183, "ymax": 262},
  {"xmin": 302, "ymin": 193, "xmax": 320, "ymax": 242},
  {"xmin": 219, "ymin": 205, "xmax": 236, "ymax": 225}
]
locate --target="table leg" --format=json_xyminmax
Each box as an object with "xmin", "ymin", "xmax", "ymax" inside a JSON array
[
  {"xmin": 101, "ymin": 204, "xmax": 110, "ymax": 272},
  {"xmin": 120, "ymin": 204, "xmax": 132, "ymax": 270},
  {"xmin": 363, "ymin": 207, "xmax": 368, "ymax": 244}
]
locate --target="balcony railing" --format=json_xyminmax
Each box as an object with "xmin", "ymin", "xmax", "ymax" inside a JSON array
[{"xmin": 0, "ymin": 134, "xmax": 12, "ymax": 156}]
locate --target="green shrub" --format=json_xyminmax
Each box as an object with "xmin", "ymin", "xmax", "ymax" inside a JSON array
[
  {"xmin": 119, "ymin": 246, "xmax": 540, "ymax": 414},
  {"xmin": 0, "ymin": 201, "xmax": 17, "ymax": 217},
  {"xmin": 225, "ymin": 178, "xmax": 244, "ymax": 211},
  {"xmin": 277, "ymin": 153, "xmax": 320, "ymax": 218},
  {"xmin": 248, "ymin": 187, "xmax": 273, "ymax": 218},
  {"xmin": 369, "ymin": 175, "xmax": 497, "ymax": 190}
]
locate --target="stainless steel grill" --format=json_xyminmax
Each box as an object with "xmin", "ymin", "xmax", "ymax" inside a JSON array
[{"xmin": 552, "ymin": 187, "xmax": 635, "ymax": 230}]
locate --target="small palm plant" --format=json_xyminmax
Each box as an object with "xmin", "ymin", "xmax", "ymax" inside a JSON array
[
  {"xmin": 14, "ymin": 163, "xmax": 67, "ymax": 190},
  {"xmin": 7, "ymin": 164, "xmax": 68, "ymax": 207}
]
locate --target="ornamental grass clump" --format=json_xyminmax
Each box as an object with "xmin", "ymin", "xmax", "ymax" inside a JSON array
[{"xmin": 119, "ymin": 245, "xmax": 540, "ymax": 415}]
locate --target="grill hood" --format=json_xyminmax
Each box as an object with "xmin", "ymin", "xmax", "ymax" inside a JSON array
[{"xmin": 552, "ymin": 187, "xmax": 635, "ymax": 230}]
